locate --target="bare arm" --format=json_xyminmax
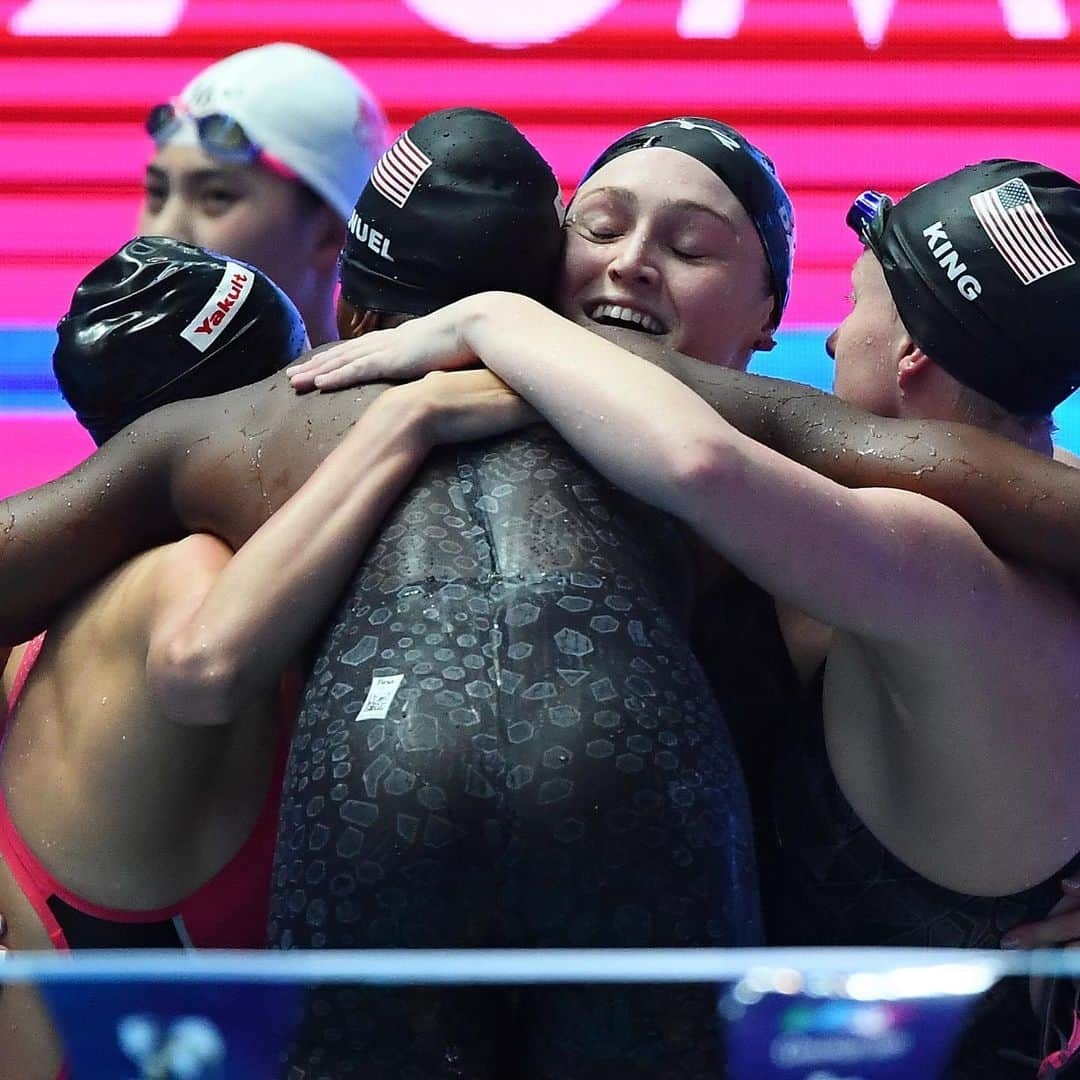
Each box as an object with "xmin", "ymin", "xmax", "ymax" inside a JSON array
[
  {"xmin": 628, "ymin": 344, "xmax": 1080, "ymax": 587},
  {"xmin": 296, "ymin": 310, "xmax": 1080, "ymax": 586},
  {"xmin": 145, "ymin": 371, "xmax": 534, "ymax": 725},
  {"xmin": 299, "ymin": 293, "xmax": 1007, "ymax": 644},
  {"xmin": 0, "ymin": 369, "xmax": 348, "ymax": 647},
  {"xmin": 0, "ymin": 417, "xmax": 184, "ymax": 646}
]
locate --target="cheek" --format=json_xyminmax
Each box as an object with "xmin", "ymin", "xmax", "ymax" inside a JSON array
[
  {"xmin": 670, "ymin": 269, "xmax": 745, "ymax": 348},
  {"xmin": 557, "ymin": 233, "xmax": 602, "ymax": 313},
  {"xmin": 135, "ymin": 200, "xmax": 155, "ymax": 231},
  {"xmin": 190, "ymin": 207, "xmax": 266, "ymax": 257}
]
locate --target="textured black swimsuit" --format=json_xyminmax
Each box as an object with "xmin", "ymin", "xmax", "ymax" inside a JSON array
[
  {"xmin": 268, "ymin": 428, "xmax": 760, "ymax": 1079},
  {"xmin": 753, "ymin": 620, "xmax": 1080, "ymax": 1078}
]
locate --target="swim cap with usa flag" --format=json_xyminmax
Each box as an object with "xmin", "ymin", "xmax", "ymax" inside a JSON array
[
  {"xmin": 338, "ymin": 108, "xmax": 564, "ymax": 316},
  {"xmin": 850, "ymin": 160, "xmax": 1080, "ymax": 416}
]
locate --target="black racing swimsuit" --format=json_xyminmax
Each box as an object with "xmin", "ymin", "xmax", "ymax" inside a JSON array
[
  {"xmin": 763, "ymin": 658, "xmax": 1080, "ymax": 1079},
  {"xmin": 268, "ymin": 428, "xmax": 760, "ymax": 1079}
]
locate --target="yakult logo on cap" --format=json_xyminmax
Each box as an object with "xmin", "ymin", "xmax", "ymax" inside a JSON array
[{"xmin": 180, "ymin": 262, "xmax": 253, "ymax": 351}]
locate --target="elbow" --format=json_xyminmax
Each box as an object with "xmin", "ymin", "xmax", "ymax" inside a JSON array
[
  {"xmin": 663, "ymin": 431, "xmax": 745, "ymax": 526},
  {"xmin": 145, "ymin": 630, "xmax": 243, "ymax": 726}
]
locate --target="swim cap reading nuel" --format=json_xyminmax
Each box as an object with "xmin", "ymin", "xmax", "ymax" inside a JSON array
[
  {"xmin": 54, "ymin": 236, "xmax": 309, "ymax": 444},
  {"xmin": 338, "ymin": 108, "xmax": 565, "ymax": 316},
  {"xmin": 582, "ymin": 118, "xmax": 795, "ymax": 322},
  {"xmin": 850, "ymin": 160, "xmax": 1080, "ymax": 416}
]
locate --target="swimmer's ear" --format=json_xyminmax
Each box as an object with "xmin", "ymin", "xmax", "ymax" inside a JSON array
[
  {"xmin": 896, "ymin": 337, "xmax": 932, "ymax": 392},
  {"xmin": 751, "ymin": 293, "xmax": 779, "ymax": 353}
]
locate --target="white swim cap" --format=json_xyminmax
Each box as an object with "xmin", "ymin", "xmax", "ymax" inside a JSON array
[{"xmin": 166, "ymin": 43, "xmax": 388, "ymax": 222}]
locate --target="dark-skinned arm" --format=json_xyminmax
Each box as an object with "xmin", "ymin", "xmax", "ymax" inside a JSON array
[
  {"xmin": 638, "ymin": 342, "xmax": 1080, "ymax": 586},
  {"xmin": 0, "ymin": 412, "xmax": 185, "ymax": 645},
  {"xmin": 295, "ymin": 315, "xmax": 1080, "ymax": 584},
  {"xmin": 0, "ymin": 371, "xmax": 305, "ymax": 646}
]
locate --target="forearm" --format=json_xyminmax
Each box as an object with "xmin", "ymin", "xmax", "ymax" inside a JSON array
[
  {"xmin": 0, "ymin": 433, "xmax": 182, "ymax": 645},
  {"xmin": 660, "ymin": 359, "xmax": 1080, "ymax": 584},
  {"xmin": 458, "ymin": 293, "xmax": 740, "ymax": 521},
  {"xmin": 457, "ymin": 295, "xmax": 1005, "ymax": 639},
  {"xmin": 147, "ymin": 385, "xmax": 435, "ymax": 721}
]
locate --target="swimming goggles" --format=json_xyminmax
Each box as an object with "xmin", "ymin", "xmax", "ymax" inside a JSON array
[
  {"xmin": 145, "ymin": 102, "xmax": 298, "ymax": 179},
  {"xmin": 845, "ymin": 189, "xmax": 893, "ymax": 248}
]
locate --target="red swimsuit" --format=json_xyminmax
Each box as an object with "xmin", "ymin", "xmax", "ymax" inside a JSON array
[{"xmin": 0, "ymin": 635, "xmax": 292, "ymax": 1075}]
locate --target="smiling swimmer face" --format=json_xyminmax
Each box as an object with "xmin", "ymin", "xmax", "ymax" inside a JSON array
[{"xmin": 557, "ymin": 147, "xmax": 777, "ymax": 370}]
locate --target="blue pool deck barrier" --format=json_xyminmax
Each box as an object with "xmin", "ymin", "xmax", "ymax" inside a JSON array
[{"xmin": 0, "ymin": 947, "xmax": 1072, "ymax": 1078}]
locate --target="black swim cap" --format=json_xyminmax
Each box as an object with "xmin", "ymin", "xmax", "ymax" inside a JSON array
[
  {"xmin": 54, "ymin": 236, "xmax": 308, "ymax": 445},
  {"xmin": 849, "ymin": 160, "xmax": 1080, "ymax": 416},
  {"xmin": 338, "ymin": 108, "xmax": 564, "ymax": 316},
  {"xmin": 581, "ymin": 118, "xmax": 795, "ymax": 322}
]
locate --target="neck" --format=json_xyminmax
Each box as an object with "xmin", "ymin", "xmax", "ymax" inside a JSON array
[{"xmin": 900, "ymin": 379, "xmax": 1054, "ymax": 458}]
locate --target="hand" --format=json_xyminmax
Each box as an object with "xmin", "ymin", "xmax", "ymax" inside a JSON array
[
  {"xmin": 287, "ymin": 301, "xmax": 481, "ymax": 392},
  {"xmin": 1003, "ymin": 881, "xmax": 1080, "ymax": 1018},
  {"xmin": 1004, "ymin": 879, "xmax": 1080, "ymax": 950},
  {"xmin": 398, "ymin": 369, "xmax": 539, "ymax": 446}
]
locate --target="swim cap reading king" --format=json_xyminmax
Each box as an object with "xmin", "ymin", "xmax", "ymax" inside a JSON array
[
  {"xmin": 338, "ymin": 108, "xmax": 565, "ymax": 316},
  {"xmin": 849, "ymin": 160, "xmax": 1080, "ymax": 416},
  {"xmin": 54, "ymin": 236, "xmax": 308, "ymax": 444}
]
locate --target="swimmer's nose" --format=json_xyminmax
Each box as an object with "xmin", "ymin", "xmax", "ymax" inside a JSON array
[
  {"xmin": 606, "ymin": 235, "xmax": 659, "ymax": 288},
  {"xmin": 138, "ymin": 196, "xmax": 195, "ymax": 246},
  {"xmin": 825, "ymin": 328, "xmax": 839, "ymax": 360}
]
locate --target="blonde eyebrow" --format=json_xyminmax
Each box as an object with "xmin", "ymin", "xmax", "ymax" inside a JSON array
[{"xmin": 660, "ymin": 198, "xmax": 738, "ymax": 237}]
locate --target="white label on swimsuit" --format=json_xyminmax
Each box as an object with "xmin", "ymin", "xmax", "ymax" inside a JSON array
[
  {"xmin": 356, "ymin": 674, "xmax": 406, "ymax": 721},
  {"xmin": 179, "ymin": 261, "xmax": 254, "ymax": 352}
]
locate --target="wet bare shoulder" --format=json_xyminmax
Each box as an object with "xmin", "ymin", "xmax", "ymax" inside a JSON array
[{"xmin": 171, "ymin": 371, "xmax": 393, "ymax": 547}]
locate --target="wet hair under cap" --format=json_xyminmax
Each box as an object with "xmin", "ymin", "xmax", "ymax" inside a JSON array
[
  {"xmin": 54, "ymin": 236, "xmax": 309, "ymax": 445},
  {"xmin": 852, "ymin": 159, "xmax": 1080, "ymax": 417},
  {"xmin": 338, "ymin": 107, "xmax": 565, "ymax": 316},
  {"xmin": 581, "ymin": 117, "xmax": 796, "ymax": 323}
]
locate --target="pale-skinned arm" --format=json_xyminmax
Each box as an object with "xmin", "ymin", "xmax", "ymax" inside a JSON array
[
  {"xmin": 292, "ymin": 301, "xmax": 1080, "ymax": 588},
  {"xmin": 292, "ymin": 293, "xmax": 1007, "ymax": 645}
]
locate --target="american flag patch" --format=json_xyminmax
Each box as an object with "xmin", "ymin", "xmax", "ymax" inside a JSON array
[
  {"xmin": 370, "ymin": 132, "xmax": 433, "ymax": 208},
  {"xmin": 970, "ymin": 178, "xmax": 1076, "ymax": 285}
]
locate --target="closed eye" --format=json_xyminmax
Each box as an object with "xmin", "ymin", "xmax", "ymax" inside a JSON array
[{"xmin": 671, "ymin": 246, "xmax": 708, "ymax": 261}]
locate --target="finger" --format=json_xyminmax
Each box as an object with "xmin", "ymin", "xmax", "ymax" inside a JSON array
[
  {"xmin": 313, "ymin": 362, "xmax": 373, "ymax": 391},
  {"xmin": 288, "ymin": 369, "xmax": 321, "ymax": 392},
  {"xmin": 284, "ymin": 356, "xmax": 322, "ymax": 377},
  {"xmin": 290, "ymin": 351, "xmax": 355, "ymax": 381},
  {"xmin": 291, "ymin": 356, "xmax": 368, "ymax": 391},
  {"xmin": 285, "ymin": 350, "xmax": 347, "ymax": 378},
  {"xmin": 289, "ymin": 341, "xmax": 370, "ymax": 378},
  {"xmin": 1003, "ymin": 909, "xmax": 1080, "ymax": 949}
]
